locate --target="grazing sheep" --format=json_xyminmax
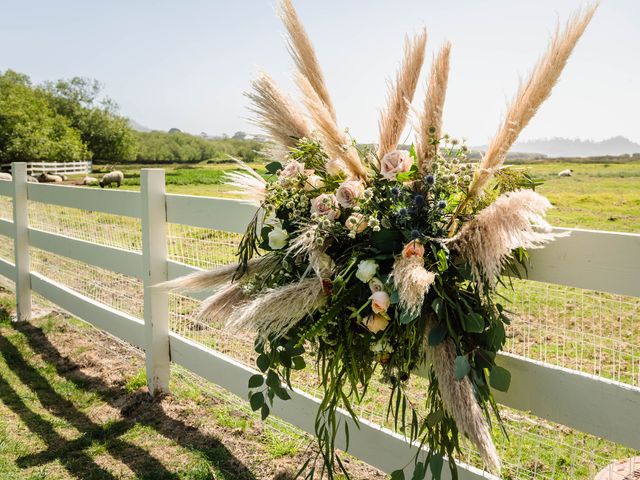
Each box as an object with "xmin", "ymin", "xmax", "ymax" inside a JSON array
[
  {"xmin": 0, "ymin": 172, "xmax": 11, "ymax": 181},
  {"xmin": 99, "ymin": 170, "xmax": 124, "ymax": 188},
  {"xmin": 37, "ymin": 172, "xmax": 63, "ymax": 183},
  {"xmin": 558, "ymin": 168, "xmax": 573, "ymax": 177},
  {"xmin": 81, "ymin": 176, "xmax": 99, "ymax": 186},
  {"xmin": 26, "ymin": 175, "xmax": 39, "ymax": 183}
]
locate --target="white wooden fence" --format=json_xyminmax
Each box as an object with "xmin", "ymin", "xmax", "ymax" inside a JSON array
[
  {"xmin": 0, "ymin": 162, "xmax": 639, "ymax": 479},
  {"xmin": 21, "ymin": 160, "xmax": 92, "ymax": 175}
]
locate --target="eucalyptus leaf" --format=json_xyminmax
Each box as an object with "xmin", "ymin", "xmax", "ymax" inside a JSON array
[
  {"xmin": 462, "ymin": 312, "xmax": 484, "ymax": 333},
  {"xmin": 248, "ymin": 374, "xmax": 264, "ymax": 388},
  {"xmin": 256, "ymin": 354, "xmax": 270, "ymax": 373},
  {"xmin": 428, "ymin": 324, "xmax": 447, "ymax": 346},
  {"xmin": 454, "ymin": 355, "xmax": 471, "ymax": 379},
  {"xmin": 390, "ymin": 470, "xmax": 405, "ymax": 480},
  {"xmin": 400, "ymin": 309, "xmax": 418, "ymax": 325},
  {"xmin": 490, "ymin": 365, "xmax": 512, "ymax": 392},
  {"xmin": 429, "ymin": 454, "xmax": 444, "ymax": 478},
  {"xmin": 250, "ymin": 392, "xmax": 264, "ymax": 411},
  {"xmin": 265, "ymin": 161, "xmax": 283, "ymax": 174}
]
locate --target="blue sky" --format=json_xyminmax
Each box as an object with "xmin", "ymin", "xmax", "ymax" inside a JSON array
[{"xmin": 1, "ymin": 0, "xmax": 638, "ymax": 144}]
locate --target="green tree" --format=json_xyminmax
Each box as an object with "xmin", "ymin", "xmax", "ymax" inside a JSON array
[
  {"xmin": 44, "ymin": 77, "xmax": 137, "ymax": 161},
  {"xmin": 0, "ymin": 70, "xmax": 89, "ymax": 162}
]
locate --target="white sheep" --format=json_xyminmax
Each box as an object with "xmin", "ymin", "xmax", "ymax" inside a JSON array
[
  {"xmin": 26, "ymin": 175, "xmax": 39, "ymax": 183},
  {"xmin": 37, "ymin": 172, "xmax": 63, "ymax": 183},
  {"xmin": 0, "ymin": 172, "xmax": 11, "ymax": 181},
  {"xmin": 81, "ymin": 176, "xmax": 99, "ymax": 186},
  {"xmin": 558, "ymin": 169, "xmax": 573, "ymax": 177},
  {"xmin": 99, "ymin": 170, "xmax": 124, "ymax": 188}
]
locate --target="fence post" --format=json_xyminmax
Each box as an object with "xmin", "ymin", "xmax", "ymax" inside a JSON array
[
  {"xmin": 11, "ymin": 162, "xmax": 31, "ymax": 322},
  {"xmin": 141, "ymin": 169, "xmax": 170, "ymax": 395}
]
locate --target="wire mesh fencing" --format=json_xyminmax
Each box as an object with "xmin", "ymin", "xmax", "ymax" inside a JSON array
[{"xmin": 0, "ymin": 193, "xmax": 636, "ymax": 478}]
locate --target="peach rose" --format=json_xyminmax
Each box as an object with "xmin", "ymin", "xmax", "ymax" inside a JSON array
[
  {"xmin": 345, "ymin": 213, "xmax": 368, "ymax": 233},
  {"xmin": 335, "ymin": 179, "xmax": 365, "ymax": 208},
  {"xmin": 310, "ymin": 193, "xmax": 340, "ymax": 221},
  {"xmin": 380, "ymin": 150, "xmax": 412, "ymax": 180},
  {"xmin": 402, "ymin": 240, "xmax": 425, "ymax": 259},
  {"xmin": 363, "ymin": 313, "xmax": 389, "ymax": 333},
  {"xmin": 370, "ymin": 291, "xmax": 391, "ymax": 314}
]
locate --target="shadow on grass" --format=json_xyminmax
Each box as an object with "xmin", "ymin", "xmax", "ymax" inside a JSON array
[{"xmin": 0, "ymin": 320, "xmax": 258, "ymax": 480}]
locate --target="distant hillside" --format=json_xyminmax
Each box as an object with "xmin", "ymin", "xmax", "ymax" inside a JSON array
[
  {"xmin": 474, "ymin": 136, "xmax": 640, "ymax": 158},
  {"xmin": 128, "ymin": 119, "xmax": 151, "ymax": 132}
]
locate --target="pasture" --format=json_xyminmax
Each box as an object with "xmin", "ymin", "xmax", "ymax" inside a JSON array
[{"xmin": 0, "ymin": 158, "xmax": 638, "ymax": 479}]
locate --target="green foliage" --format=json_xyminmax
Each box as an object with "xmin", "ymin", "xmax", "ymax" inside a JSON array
[
  {"xmin": 44, "ymin": 76, "xmax": 137, "ymax": 162},
  {"xmin": 0, "ymin": 70, "xmax": 89, "ymax": 162},
  {"xmin": 134, "ymin": 130, "xmax": 264, "ymax": 163}
]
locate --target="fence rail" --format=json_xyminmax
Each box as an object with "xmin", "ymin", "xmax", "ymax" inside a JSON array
[
  {"xmin": 26, "ymin": 160, "xmax": 92, "ymax": 175},
  {"xmin": 0, "ymin": 162, "xmax": 639, "ymax": 478}
]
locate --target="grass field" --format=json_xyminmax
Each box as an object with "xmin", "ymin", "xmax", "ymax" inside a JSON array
[{"xmin": 0, "ymin": 158, "xmax": 639, "ymax": 479}]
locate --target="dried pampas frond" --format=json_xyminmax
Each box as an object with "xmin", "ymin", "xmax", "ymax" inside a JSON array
[
  {"xmin": 416, "ymin": 42, "xmax": 451, "ymax": 173},
  {"xmin": 159, "ymin": 255, "xmax": 278, "ymax": 292},
  {"xmin": 279, "ymin": 0, "xmax": 336, "ymax": 120},
  {"xmin": 391, "ymin": 256, "xmax": 436, "ymax": 317},
  {"xmin": 196, "ymin": 282, "xmax": 248, "ymax": 323},
  {"xmin": 228, "ymin": 278, "xmax": 326, "ymax": 342},
  {"xmin": 297, "ymin": 74, "xmax": 368, "ymax": 179},
  {"xmin": 377, "ymin": 29, "xmax": 428, "ymax": 159},
  {"xmin": 468, "ymin": 4, "xmax": 597, "ymax": 196},
  {"xmin": 246, "ymin": 72, "xmax": 311, "ymax": 148},
  {"xmin": 427, "ymin": 321, "xmax": 501, "ymax": 473},
  {"xmin": 449, "ymin": 189, "xmax": 567, "ymax": 285},
  {"xmin": 226, "ymin": 171, "xmax": 267, "ymax": 205}
]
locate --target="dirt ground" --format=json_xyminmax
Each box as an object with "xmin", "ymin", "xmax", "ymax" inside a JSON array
[{"xmin": 0, "ymin": 291, "xmax": 385, "ymax": 480}]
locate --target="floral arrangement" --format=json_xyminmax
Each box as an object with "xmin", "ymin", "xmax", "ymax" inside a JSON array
[{"xmin": 166, "ymin": 2, "xmax": 596, "ymax": 478}]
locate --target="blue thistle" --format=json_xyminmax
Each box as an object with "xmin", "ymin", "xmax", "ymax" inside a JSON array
[
  {"xmin": 437, "ymin": 200, "xmax": 447, "ymax": 209},
  {"xmin": 414, "ymin": 194, "xmax": 425, "ymax": 207},
  {"xmin": 411, "ymin": 229, "xmax": 421, "ymax": 239},
  {"xmin": 425, "ymin": 174, "xmax": 435, "ymax": 185}
]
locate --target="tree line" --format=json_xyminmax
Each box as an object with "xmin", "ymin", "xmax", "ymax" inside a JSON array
[{"xmin": 0, "ymin": 69, "xmax": 263, "ymax": 164}]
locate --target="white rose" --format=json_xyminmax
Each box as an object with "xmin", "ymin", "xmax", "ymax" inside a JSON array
[
  {"xmin": 326, "ymin": 158, "xmax": 347, "ymax": 177},
  {"xmin": 356, "ymin": 259, "xmax": 378, "ymax": 283},
  {"xmin": 304, "ymin": 174, "xmax": 325, "ymax": 191},
  {"xmin": 380, "ymin": 150, "xmax": 413, "ymax": 180},
  {"xmin": 268, "ymin": 226, "xmax": 289, "ymax": 250}
]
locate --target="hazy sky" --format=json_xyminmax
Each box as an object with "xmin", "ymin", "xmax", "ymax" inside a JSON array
[{"xmin": 1, "ymin": 1, "xmax": 638, "ymax": 144}]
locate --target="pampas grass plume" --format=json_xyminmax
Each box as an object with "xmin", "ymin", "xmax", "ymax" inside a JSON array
[
  {"xmin": 377, "ymin": 29, "xmax": 427, "ymax": 159},
  {"xmin": 392, "ymin": 257, "xmax": 436, "ymax": 316},
  {"xmin": 416, "ymin": 42, "xmax": 451, "ymax": 173},
  {"xmin": 468, "ymin": 4, "xmax": 597, "ymax": 196},
  {"xmin": 449, "ymin": 189, "xmax": 568, "ymax": 285}
]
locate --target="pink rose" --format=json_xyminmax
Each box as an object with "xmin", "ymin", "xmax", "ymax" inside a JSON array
[
  {"xmin": 402, "ymin": 240, "xmax": 425, "ymax": 259},
  {"xmin": 363, "ymin": 314, "xmax": 389, "ymax": 333},
  {"xmin": 335, "ymin": 179, "xmax": 365, "ymax": 208},
  {"xmin": 380, "ymin": 150, "xmax": 412, "ymax": 180},
  {"xmin": 310, "ymin": 193, "xmax": 340, "ymax": 221},
  {"xmin": 278, "ymin": 160, "xmax": 307, "ymax": 186},
  {"xmin": 345, "ymin": 213, "xmax": 368, "ymax": 233},
  {"xmin": 370, "ymin": 291, "xmax": 391, "ymax": 314}
]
